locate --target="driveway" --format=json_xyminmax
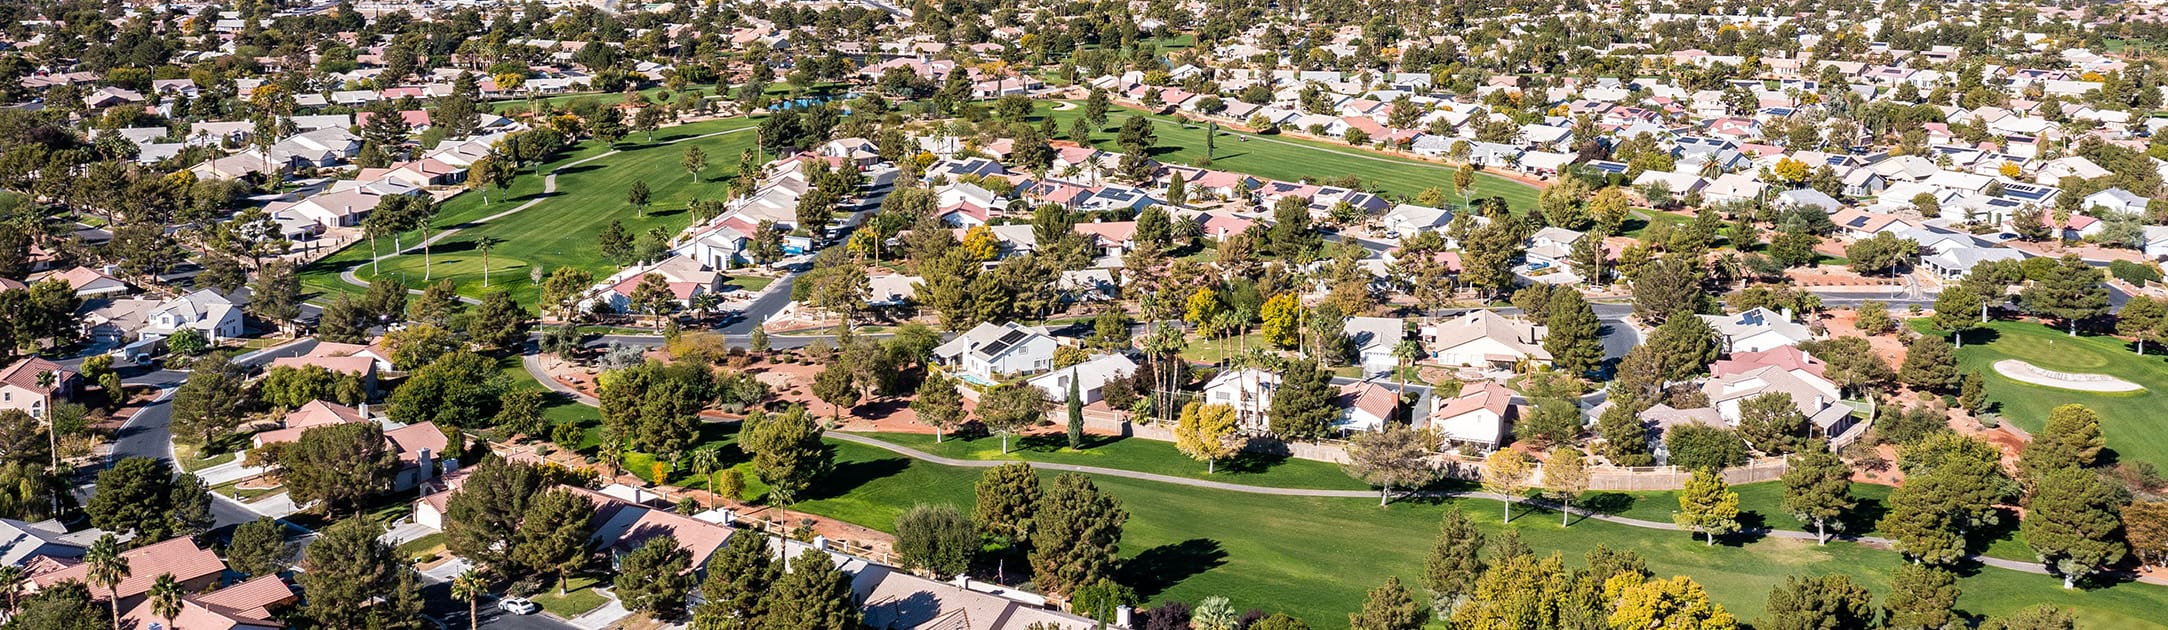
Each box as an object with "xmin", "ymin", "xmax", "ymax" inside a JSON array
[{"xmin": 107, "ymin": 375, "xmax": 263, "ymax": 528}]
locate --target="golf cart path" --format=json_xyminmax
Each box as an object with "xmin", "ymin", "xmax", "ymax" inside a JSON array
[
  {"xmin": 337, "ymin": 127, "xmax": 756, "ymax": 297},
  {"xmin": 513, "ymin": 356, "xmax": 2075, "ymax": 582}
]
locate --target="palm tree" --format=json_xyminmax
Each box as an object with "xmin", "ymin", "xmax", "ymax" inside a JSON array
[
  {"xmin": 476, "ymin": 237, "xmax": 500, "ymax": 288},
  {"xmin": 1392, "ymin": 339, "xmax": 1423, "ymax": 397},
  {"xmin": 690, "ymin": 447, "xmax": 722, "ymax": 509},
  {"xmin": 0, "ymin": 565, "xmax": 23, "ymax": 611},
  {"xmin": 450, "ymin": 569, "xmax": 487, "ymax": 630},
  {"xmin": 34, "ymin": 370, "xmax": 55, "ymax": 470},
  {"xmin": 86, "ymin": 534, "xmax": 129, "ymax": 630},
  {"xmin": 599, "ymin": 433, "xmax": 625, "ymax": 480},
  {"xmin": 150, "ymin": 572, "xmax": 183, "ymax": 629}
]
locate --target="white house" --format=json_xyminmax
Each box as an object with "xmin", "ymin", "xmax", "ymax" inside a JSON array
[
  {"xmin": 143, "ymin": 290, "xmax": 244, "ymax": 342},
  {"xmin": 1422, "ymin": 310, "xmax": 1549, "ymax": 370},
  {"xmin": 1200, "ymin": 368, "xmax": 1280, "ymax": 430},
  {"xmin": 1345, "ymin": 316, "xmax": 1407, "ymax": 375},
  {"xmin": 1334, "ymin": 380, "xmax": 1400, "ymax": 434},
  {"xmin": 1026, "ymin": 354, "xmax": 1137, "ymax": 405},
  {"xmin": 2083, "ymin": 188, "xmax": 2148, "ymax": 215},
  {"xmin": 1696, "ymin": 307, "xmax": 1813, "ymax": 354},
  {"xmin": 1424, "ymin": 380, "xmax": 1514, "ymax": 451},
  {"xmin": 932, "ymin": 322, "xmax": 1059, "ymax": 382}
]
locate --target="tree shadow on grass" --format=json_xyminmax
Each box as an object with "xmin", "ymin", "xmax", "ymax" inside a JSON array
[
  {"xmin": 1718, "ymin": 511, "xmax": 1768, "ymax": 547},
  {"xmin": 1835, "ymin": 492, "xmax": 1890, "ymax": 535},
  {"xmin": 554, "ymin": 163, "xmax": 606, "ymax": 177},
  {"xmin": 1119, "ymin": 538, "xmax": 1227, "ymax": 599},
  {"xmin": 802, "ymin": 456, "xmax": 909, "ymax": 500},
  {"xmin": 1577, "ymin": 492, "xmax": 1636, "ymax": 515}
]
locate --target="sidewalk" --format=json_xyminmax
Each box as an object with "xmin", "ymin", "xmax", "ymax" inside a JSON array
[
  {"xmin": 193, "ymin": 459, "xmax": 267, "ymax": 486},
  {"xmin": 566, "ymin": 596, "xmax": 632, "ymax": 630}
]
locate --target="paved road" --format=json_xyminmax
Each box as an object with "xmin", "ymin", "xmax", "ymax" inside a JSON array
[
  {"xmin": 106, "ymin": 369, "xmax": 264, "ymax": 528},
  {"xmin": 421, "ymin": 581, "xmax": 576, "ymax": 630}
]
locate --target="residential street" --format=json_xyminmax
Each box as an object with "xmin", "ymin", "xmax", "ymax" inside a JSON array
[{"xmin": 105, "ymin": 368, "xmax": 265, "ymax": 529}]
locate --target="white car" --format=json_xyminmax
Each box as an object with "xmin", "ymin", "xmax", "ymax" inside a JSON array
[{"xmin": 498, "ymin": 597, "xmax": 539, "ymax": 615}]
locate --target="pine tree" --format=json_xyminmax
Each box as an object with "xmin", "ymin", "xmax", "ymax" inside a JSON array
[
  {"xmin": 694, "ymin": 530, "xmax": 780, "ymax": 629},
  {"xmin": 1267, "ymin": 360, "xmax": 1339, "ymax": 440},
  {"xmin": 1958, "ymin": 371, "xmax": 1988, "ymax": 412},
  {"xmin": 2019, "ymin": 404, "xmax": 2105, "ymax": 480},
  {"xmin": 1596, "ymin": 398, "xmax": 1656, "ymax": 466},
  {"xmin": 762, "ymin": 548, "xmax": 862, "ymax": 630},
  {"xmin": 1878, "ymin": 471, "xmax": 1970, "ymax": 565},
  {"xmin": 974, "ymin": 462, "xmax": 1042, "ymax": 547},
  {"xmin": 1899, "ymin": 333, "xmax": 1960, "ymax": 392},
  {"xmin": 2023, "ymin": 467, "xmax": 2128, "ymax": 589},
  {"xmin": 299, "ymin": 519, "xmax": 398, "ymax": 630},
  {"xmin": 1884, "ymin": 564, "xmax": 1961, "ymax": 630},
  {"xmin": 444, "ymin": 457, "xmax": 542, "ymax": 573},
  {"xmin": 2020, "ymin": 255, "xmax": 2109, "ymax": 335},
  {"xmin": 1781, "ymin": 440, "xmax": 1853, "ymax": 545},
  {"xmin": 1542, "ymin": 290, "xmax": 1604, "ymax": 376},
  {"xmin": 740, "ymin": 407, "xmax": 832, "ymax": 504},
  {"xmin": 226, "ymin": 517, "xmax": 291, "ymax": 578},
  {"xmin": 1420, "ymin": 509, "xmax": 1486, "ymax": 616},
  {"xmin": 512, "ymin": 488, "xmax": 595, "ymax": 594},
  {"xmin": 1760, "ymin": 574, "xmax": 1876, "ymax": 630},
  {"xmin": 911, "ymin": 372, "xmax": 967, "ymax": 442},
  {"xmin": 1980, "ymin": 604, "xmax": 2077, "ymax": 630},
  {"xmin": 1737, "ymin": 393, "xmax": 1807, "ymax": 455},
  {"xmin": 1027, "ymin": 473, "xmax": 1127, "ymax": 597},
  {"xmin": 1646, "ymin": 315, "xmax": 1720, "ymax": 381},
  {"xmin": 614, "ymin": 535, "xmax": 693, "ymax": 616},
  {"xmin": 1674, "ymin": 468, "xmax": 1741, "ymax": 546},
  {"xmin": 894, "ymin": 504, "xmax": 976, "ymax": 577},
  {"xmin": 1349, "ymin": 577, "xmax": 1425, "ymax": 630}
]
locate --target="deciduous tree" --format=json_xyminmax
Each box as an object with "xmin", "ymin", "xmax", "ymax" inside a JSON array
[
  {"xmin": 1674, "ymin": 468, "xmax": 1741, "ymax": 546},
  {"xmin": 894, "ymin": 504, "xmax": 975, "ymax": 577},
  {"xmin": 1174, "ymin": 402, "xmax": 1241, "ymax": 473}
]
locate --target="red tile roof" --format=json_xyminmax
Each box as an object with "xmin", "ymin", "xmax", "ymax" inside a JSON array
[{"xmin": 30, "ymin": 537, "xmax": 225, "ymax": 600}]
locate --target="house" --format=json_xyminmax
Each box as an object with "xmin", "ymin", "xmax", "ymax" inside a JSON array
[
  {"xmin": 251, "ymin": 400, "xmax": 369, "ymax": 448},
  {"xmin": 585, "ymin": 256, "xmax": 725, "ymax": 313},
  {"xmin": 0, "ymin": 357, "xmax": 76, "ymax": 419},
  {"xmin": 2083, "ymin": 188, "xmax": 2148, "ymax": 215},
  {"xmin": 1026, "ymin": 354, "xmax": 1137, "ymax": 405},
  {"xmin": 1712, "ymin": 346, "xmax": 1827, "ymax": 380},
  {"xmin": 1335, "ymin": 380, "xmax": 1400, "ymax": 433},
  {"xmin": 1422, "ymin": 311, "xmax": 1550, "ymax": 370},
  {"xmin": 1696, "ymin": 308, "xmax": 1814, "ymax": 353},
  {"xmin": 0, "ymin": 518, "xmax": 82, "ymax": 567},
  {"xmin": 1380, "ymin": 204, "xmax": 1453, "ymax": 237},
  {"xmin": 143, "ymin": 289, "xmax": 245, "ymax": 342},
  {"xmin": 1922, "ymin": 246, "xmax": 2028, "ymax": 278},
  {"xmin": 1425, "ymin": 380, "xmax": 1514, "ymax": 451},
  {"xmin": 1702, "ymin": 365, "xmax": 1863, "ymax": 448},
  {"xmin": 385, "ymin": 422, "xmax": 452, "ymax": 491},
  {"xmin": 24, "ymin": 536, "xmax": 226, "ymax": 608},
  {"xmin": 1345, "ymin": 316, "xmax": 1407, "ymax": 375},
  {"xmin": 43, "ymin": 266, "xmax": 128, "ymax": 297},
  {"xmin": 854, "ymin": 562, "xmax": 1096, "ymax": 630},
  {"xmin": 117, "ymin": 574, "xmax": 294, "ymax": 630},
  {"xmin": 932, "ymin": 322, "xmax": 1060, "ymax": 382},
  {"xmin": 591, "ymin": 494, "xmax": 734, "ymax": 572},
  {"xmin": 1200, "ymin": 368, "xmax": 1280, "ymax": 430}
]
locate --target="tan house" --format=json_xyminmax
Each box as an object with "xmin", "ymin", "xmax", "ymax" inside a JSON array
[{"xmin": 0, "ymin": 357, "xmax": 76, "ymax": 419}]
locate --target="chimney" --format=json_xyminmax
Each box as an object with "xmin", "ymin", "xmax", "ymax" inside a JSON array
[
  {"xmin": 1780, "ymin": 307, "xmax": 1794, "ymax": 321},
  {"xmin": 358, "ymin": 401, "xmax": 370, "ymax": 418},
  {"xmin": 1116, "ymin": 605, "xmax": 1134, "ymax": 627}
]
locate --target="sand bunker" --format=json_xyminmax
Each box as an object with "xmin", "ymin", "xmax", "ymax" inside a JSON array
[{"xmin": 1991, "ymin": 360, "xmax": 2144, "ymax": 393}]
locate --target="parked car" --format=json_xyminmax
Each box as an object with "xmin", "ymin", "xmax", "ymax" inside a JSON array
[{"xmin": 499, "ymin": 597, "xmax": 539, "ymax": 615}]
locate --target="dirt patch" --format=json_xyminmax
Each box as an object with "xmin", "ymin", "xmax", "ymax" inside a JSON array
[{"xmin": 1818, "ymin": 310, "xmax": 1907, "ymax": 369}]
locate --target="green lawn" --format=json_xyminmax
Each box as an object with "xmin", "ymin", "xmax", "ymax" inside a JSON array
[
  {"xmin": 301, "ymin": 117, "xmax": 759, "ymax": 307},
  {"xmin": 1914, "ymin": 319, "xmax": 2168, "ymax": 471},
  {"xmin": 849, "ymin": 431, "xmax": 1370, "ymax": 491},
  {"xmin": 1036, "ymin": 102, "xmax": 1541, "ymax": 211},
  {"xmin": 529, "ymin": 575, "xmax": 610, "ymax": 618},
  {"xmin": 791, "ymin": 438, "xmax": 2168, "ymax": 629}
]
